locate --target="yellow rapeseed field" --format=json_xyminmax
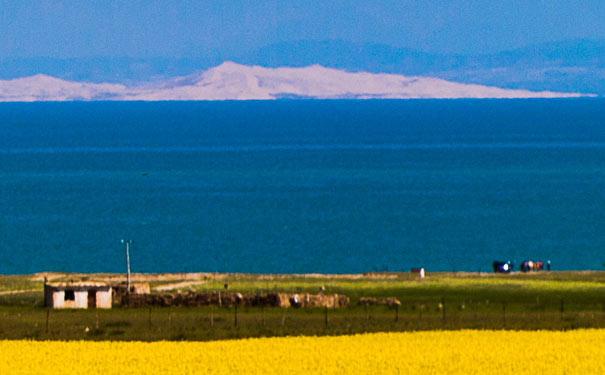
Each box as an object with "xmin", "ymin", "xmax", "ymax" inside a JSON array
[{"xmin": 2, "ymin": 330, "xmax": 604, "ymax": 374}]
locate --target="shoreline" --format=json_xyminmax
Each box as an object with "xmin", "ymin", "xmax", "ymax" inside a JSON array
[{"xmin": 1, "ymin": 269, "xmax": 603, "ymax": 284}]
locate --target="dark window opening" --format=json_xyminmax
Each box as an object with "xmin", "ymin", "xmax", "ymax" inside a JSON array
[{"xmin": 64, "ymin": 290, "xmax": 75, "ymax": 301}]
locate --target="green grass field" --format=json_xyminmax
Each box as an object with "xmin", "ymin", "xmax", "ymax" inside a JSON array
[
  {"xmin": 1, "ymin": 271, "xmax": 604, "ymax": 341},
  {"xmin": 185, "ymin": 271, "xmax": 605, "ymax": 304}
]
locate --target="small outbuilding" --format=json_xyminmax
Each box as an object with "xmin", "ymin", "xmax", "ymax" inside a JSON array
[{"xmin": 44, "ymin": 281, "xmax": 112, "ymax": 309}]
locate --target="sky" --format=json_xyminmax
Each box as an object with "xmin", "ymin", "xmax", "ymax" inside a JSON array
[{"xmin": 1, "ymin": 0, "xmax": 604, "ymax": 59}]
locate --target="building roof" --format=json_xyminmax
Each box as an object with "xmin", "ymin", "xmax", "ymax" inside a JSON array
[{"xmin": 45, "ymin": 281, "xmax": 111, "ymax": 291}]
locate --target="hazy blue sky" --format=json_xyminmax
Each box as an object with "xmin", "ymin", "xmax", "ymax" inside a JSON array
[{"xmin": 1, "ymin": 0, "xmax": 604, "ymax": 58}]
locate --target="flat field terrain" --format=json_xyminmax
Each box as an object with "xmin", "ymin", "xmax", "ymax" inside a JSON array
[
  {"xmin": 1, "ymin": 271, "xmax": 604, "ymax": 341},
  {"xmin": 2, "ymin": 330, "xmax": 604, "ymax": 375}
]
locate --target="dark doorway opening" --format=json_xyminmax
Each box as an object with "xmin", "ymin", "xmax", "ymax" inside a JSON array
[{"xmin": 87, "ymin": 290, "xmax": 97, "ymax": 308}]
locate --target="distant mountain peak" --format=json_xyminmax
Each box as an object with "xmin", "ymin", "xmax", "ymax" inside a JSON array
[
  {"xmin": 212, "ymin": 61, "xmax": 247, "ymax": 70},
  {"xmin": 0, "ymin": 63, "xmax": 593, "ymax": 102},
  {"xmin": 0, "ymin": 39, "xmax": 604, "ymax": 94}
]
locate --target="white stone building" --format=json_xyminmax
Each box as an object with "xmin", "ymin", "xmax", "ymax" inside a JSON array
[{"xmin": 44, "ymin": 281, "xmax": 112, "ymax": 309}]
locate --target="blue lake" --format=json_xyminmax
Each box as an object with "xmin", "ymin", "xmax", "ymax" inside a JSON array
[{"xmin": 1, "ymin": 99, "xmax": 604, "ymax": 274}]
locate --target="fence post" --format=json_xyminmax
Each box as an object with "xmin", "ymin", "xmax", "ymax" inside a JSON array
[
  {"xmin": 95, "ymin": 311, "xmax": 99, "ymax": 330},
  {"xmin": 281, "ymin": 309, "xmax": 286, "ymax": 326},
  {"xmin": 45, "ymin": 308, "xmax": 50, "ymax": 334}
]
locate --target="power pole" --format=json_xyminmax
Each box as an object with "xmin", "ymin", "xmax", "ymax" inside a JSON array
[{"xmin": 121, "ymin": 239, "xmax": 132, "ymax": 294}]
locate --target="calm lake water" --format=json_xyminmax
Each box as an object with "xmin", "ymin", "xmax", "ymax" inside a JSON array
[{"xmin": 1, "ymin": 99, "xmax": 604, "ymax": 274}]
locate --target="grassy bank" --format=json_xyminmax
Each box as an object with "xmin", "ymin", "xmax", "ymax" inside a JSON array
[
  {"xmin": 0, "ymin": 271, "xmax": 604, "ymax": 341},
  {"xmin": 185, "ymin": 271, "xmax": 605, "ymax": 305}
]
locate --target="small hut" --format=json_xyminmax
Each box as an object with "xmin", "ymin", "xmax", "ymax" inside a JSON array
[{"xmin": 44, "ymin": 281, "xmax": 112, "ymax": 309}]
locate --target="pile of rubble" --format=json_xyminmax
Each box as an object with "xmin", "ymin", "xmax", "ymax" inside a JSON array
[
  {"xmin": 358, "ymin": 297, "xmax": 401, "ymax": 307},
  {"xmin": 117, "ymin": 290, "xmax": 349, "ymax": 309}
]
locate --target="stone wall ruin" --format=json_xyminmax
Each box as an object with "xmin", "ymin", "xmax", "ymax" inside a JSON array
[{"xmin": 117, "ymin": 291, "xmax": 349, "ymax": 309}]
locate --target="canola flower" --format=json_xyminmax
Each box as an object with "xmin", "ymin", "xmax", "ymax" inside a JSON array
[{"xmin": 1, "ymin": 330, "xmax": 604, "ymax": 374}]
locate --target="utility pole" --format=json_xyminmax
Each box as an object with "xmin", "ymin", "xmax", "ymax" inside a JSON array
[{"xmin": 121, "ymin": 239, "xmax": 132, "ymax": 294}]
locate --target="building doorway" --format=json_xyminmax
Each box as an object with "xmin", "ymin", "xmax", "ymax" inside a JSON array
[{"xmin": 87, "ymin": 290, "xmax": 97, "ymax": 308}]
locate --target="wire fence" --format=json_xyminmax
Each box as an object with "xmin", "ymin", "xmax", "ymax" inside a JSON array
[{"xmin": 1, "ymin": 298, "xmax": 604, "ymax": 341}]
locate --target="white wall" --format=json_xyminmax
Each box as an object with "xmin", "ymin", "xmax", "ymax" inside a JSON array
[
  {"xmin": 51, "ymin": 290, "xmax": 65, "ymax": 308},
  {"xmin": 96, "ymin": 290, "xmax": 112, "ymax": 309},
  {"xmin": 50, "ymin": 290, "xmax": 90, "ymax": 309},
  {"xmin": 73, "ymin": 291, "xmax": 88, "ymax": 308}
]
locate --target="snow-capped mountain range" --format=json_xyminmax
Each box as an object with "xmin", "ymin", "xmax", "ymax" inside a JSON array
[{"xmin": 0, "ymin": 62, "xmax": 590, "ymax": 102}]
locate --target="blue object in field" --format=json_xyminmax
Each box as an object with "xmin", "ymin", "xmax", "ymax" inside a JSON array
[{"xmin": 493, "ymin": 261, "xmax": 513, "ymax": 273}]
